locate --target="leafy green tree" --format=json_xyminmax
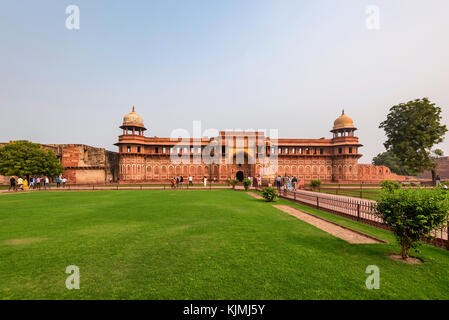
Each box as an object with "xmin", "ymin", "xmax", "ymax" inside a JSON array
[
  {"xmin": 381, "ymin": 180, "xmax": 402, "ymax": 192},
  {"xmin": 372, "ymin": 150, "xmax": 417, "ymax": 176},
  {"xmin": 375, "ymin": 188, "xmax": 449, "ymax": 260},
  {"xmin": 0, "ymin": 141, "xmax": 64, "ymax": 178},
  {"xmin": 379, "ymin": 98, "xmax": 447, "ymax": 184}
]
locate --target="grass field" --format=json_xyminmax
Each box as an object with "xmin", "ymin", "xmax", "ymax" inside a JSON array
[
  {"xmin": 1, "ymin": 189, "xmax": 449, "ymax": 300},
  {"xmin": 313, "ymin": 188, "xmax": 382, "ymax": 200}
]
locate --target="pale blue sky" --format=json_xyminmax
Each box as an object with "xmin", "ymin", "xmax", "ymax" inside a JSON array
[{"xmin": 0, "ymin": 0, "xmax": 448, "ymax": 162}]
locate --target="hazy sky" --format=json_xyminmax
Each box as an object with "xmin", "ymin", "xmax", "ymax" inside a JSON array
[{"xmin": 1, "ymin": 0, "xmax": 448, "ymax": 162}]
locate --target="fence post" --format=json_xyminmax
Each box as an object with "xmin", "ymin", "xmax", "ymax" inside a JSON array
[
  {"xmin": 316, "ymin": 196, "xmax": 319, "ymax": 209},
  {"xmin": 447, "ymin": 221, "xmax": 449, "ymax": 250},
  {"xmin": 357, "ymin": 203, "xmax": 361, "ymax": 221}
]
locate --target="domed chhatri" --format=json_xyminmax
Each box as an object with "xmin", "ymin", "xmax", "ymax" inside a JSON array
[
  {"xmin": 332, "ymin": 109, "xmax": 355, "ymax": 131},
  {"xmin": 121, "ymin": 106, "xmax": 146, "ymax": 130}
]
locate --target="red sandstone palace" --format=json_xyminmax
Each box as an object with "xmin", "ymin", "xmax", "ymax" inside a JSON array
[{"xmin": 115, "ymin": 107, "xmax": 402, "ymax": 184}]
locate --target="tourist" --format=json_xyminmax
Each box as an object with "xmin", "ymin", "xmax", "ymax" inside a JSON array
[
  {"xmin": 213, "ymin": 177, "xmax": 217, "ymax": 184},
  {"xmin": 189, "ymin": 175, "xmax": 193, "ymax": 186},
  {"xmin": 45, "ymin": 177, "xmax": 50, "ymax": 189},
  {"xmin": 203, "ymin": 176, "xmax": 207, "ymax": 187},
  {"xmin": 23, "ymin": 178, "xmax": 29, "ymax": 190},
  {"xmin": 36, "ymin": 177, "xmax": 41, "ymax": 190},
  {"xmin": 292, "ymin": 176, "xmax": 298, "ymax": 191},
  {"xmin": 436, "ymin": 175, "xmax": 441, "ymax": 186},
  {"xmin": 56, "ymin": 176, "xmax": 61, "ymax": 188},
  {"xmin": 171, "ymin": 177, "xmax": 176, "ymax": 189},
  {"xmin": 276, "ymin": 176, "xmax": 281, "ymax": 191},
  {"xmin": 9, "ymin": 176, "xmax": 16, "ymax": 191},
  {"xmin": 117, "ymin": 177, "xmax": 120, "ymax": 184},
  {"xmin": 180, "ymin": 176, "xmax": 184, "ymax": 189},
  {"xmin": 257, "ymin": 176, "xmax": 262, "ymax": 188},
  {"xmin": 62, "ymin": 177, "xmax": 67, "ymax": 188},
  {"xmin": 17, "ymin": 177, "xmax": 23, "ymax": 191},
  {"xmin": 109, "ymin": 177, "xmax": 113, "ymax": 184},
  {"xmin": 33, "ymin": 177, "xmax": 37, "ymax": 189}
]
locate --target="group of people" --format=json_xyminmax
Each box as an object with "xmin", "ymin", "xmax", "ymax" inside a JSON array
[
  {"xmin": 170, "ymin": 176, "xmax": 215, "ymax": 188},
  {"xmin": 275, "ymin": 175, "xmax": 304, "ymax": 192},
  {"xmin": 8, "ymin": 176, "xmax": 68, "ymax": 191}
]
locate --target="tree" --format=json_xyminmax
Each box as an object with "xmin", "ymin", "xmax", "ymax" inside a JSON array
[
  {"xmin": 0, "ymin": 141, "xmax": 64, "ymax": 178},
  {"xmin": 372, "ymin": 150, "xmax": 417, "ymax": 176},
  {"xmin": 430, "ymin": 149, "xmax": 444, "ymax": 182},
  {"xmin": 375, "ymin": 188, "xmax": 449, "ymax": 260},
  {"xmin": 379, "ymin": 98, "xmax": 447, "ymax": 184}
]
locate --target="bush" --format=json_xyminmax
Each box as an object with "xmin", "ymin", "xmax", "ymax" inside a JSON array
[
  {"xmin": 228, "ymin": 178, "xmax": 239, "ymax": 189},
  {"xmin": 310, "ymin": 180, "xmax": 322, "ymax": 188},
  {"xmin": 381, "ymin": 180, "xmax": 402, "ymax": 192},
  {"xmin": 375, "ymin": 188, "xmax": 449, "ymax": 259},
  {"xmin": 242, "ymin": 178, "xmax": 252, "ymax": 191},
  {"xmin": 261, "ymin": 187, "xmax": 278, "ymax": 202}
]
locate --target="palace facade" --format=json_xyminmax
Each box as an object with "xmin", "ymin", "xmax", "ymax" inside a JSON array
[{"xmin": 115, "ymin": 107, "xmax": 403, "ymax": 184}]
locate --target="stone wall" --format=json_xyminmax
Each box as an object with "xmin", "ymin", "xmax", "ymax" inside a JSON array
[
  {"xmin": 418, "ymin": 157, "xmax": 449, "ymax": 180},
  {"xmin": 0, "ymin": 143, "xmax": 119, "ymax": 185}
]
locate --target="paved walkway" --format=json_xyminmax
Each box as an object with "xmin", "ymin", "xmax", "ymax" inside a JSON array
[{"xmin": 273, "ymin": 205, "xmax": 383, "ymax": 244}]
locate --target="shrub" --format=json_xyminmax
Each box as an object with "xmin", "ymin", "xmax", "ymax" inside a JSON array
[
  {"xmin": 228, "ymin": 178, "xmax": 239, "ymax": 189},
  {"xmin": 375, "ymin": 188, "xmax": 449, "ymax": 260},
  {"xmin": 261, "ymin": 187, "xmax": 278, "ymax": 202},
  {"xmin": 310, "ymin": 180, "xmax": 322, "ymax": 188},
  {"xmin": 381, "ymin": 180, "xmax": 402, "ymax": 192},
  {"xmin": 242, "ymin": 178, "xmax": 252, "ymax": 191}
]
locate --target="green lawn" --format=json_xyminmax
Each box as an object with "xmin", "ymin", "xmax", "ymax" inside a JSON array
[
  {"xmin": 1, "ymin": 189, "xmax": 448, "ymax": 299},
  {"xmin": 314, "ymin": 188, "xmax": 382, "ymax": 200}
]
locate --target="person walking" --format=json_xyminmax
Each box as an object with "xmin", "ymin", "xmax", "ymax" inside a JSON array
[
  {"xmin": 436, "ymin": 175, "xmax": 441, "ymax": 186},
  {"xmin": 17, "ymin": 177, "xmax": 24, "ymax": 191},
  {"xmin": 36, "ymin": 177, "xmax": 41, "ymax": 190},
  {"xmin": 62, "ymin": 177, "xmax": 67, "ymax": 188},
  {"xmin": 276, "ymin": 175, "xmax": 281, "ymax": 192},
  {"xmin": 180, "ymin": 176, "xmax": 184, "ymax": 189},
  {"xmin": 189, "ymin": 175, "xmax": 193, "ymax": 186},
  {"xmin": 292, "ymin": 176, "xmax": 297, "ymax": 191},
  {"xmin": 203, "ymin": 176, "xmax": 207, "ymax": 187},
  {"xmin": 23, "ymin": 178, "xmax": 29, "ymax": 190},
  {"xmin": 45, "ymin": 177, "xmax": 50, "ymax": 189},
  {"xmin": 56, "ymin": 176, "xmax": 61, "ymax": 188},
  {"xmin": 9, "ymin": 177, "xmax": 16, "ymax": 191}
]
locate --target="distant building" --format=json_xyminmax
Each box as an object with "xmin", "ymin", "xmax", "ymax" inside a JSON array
[
  {"xmin": 115, "ymin": 107, "xmax": 403, "ymax": 184},
  {"xmin": 0, "ymin": 143, "xmax": 118, "ymax": 185},
  {"xmin": 418, "ymin": 157, "xmax": 449, "ymax": 180}
]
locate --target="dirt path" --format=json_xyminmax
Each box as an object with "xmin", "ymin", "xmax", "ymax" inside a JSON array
[
  {"xmin": 247, "ymin": 192, "xmax": 263, "ymax": 199},
  {"xmin": 273, "ymin": 205, "xmax": 384, "ymax": 244}
]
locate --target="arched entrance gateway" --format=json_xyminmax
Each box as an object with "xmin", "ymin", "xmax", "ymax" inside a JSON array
[{"xmin": 230, "ymin": 152, "xmax": 254, "ymax": 181}]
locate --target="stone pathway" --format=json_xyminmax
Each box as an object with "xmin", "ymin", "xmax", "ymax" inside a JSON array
[
  {"xmin": 273, "ymin": 205, "xmax": 384, "ymax": 244},
  {"xmin": 246, "ymin": 192, "xmax": 263, "ymax": 199}
]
